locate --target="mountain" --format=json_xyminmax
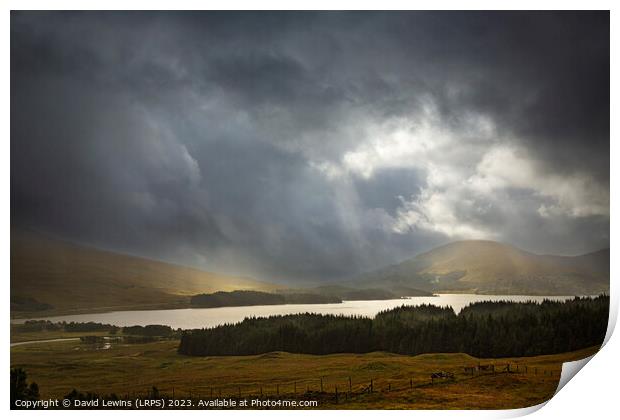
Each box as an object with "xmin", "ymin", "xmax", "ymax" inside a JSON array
[
  {"xmin": 351, "ymin": 240, "xmax": 609, "ymax": 296},
  {"xmin": 10, "ymin": 230, "xmax": 278, "ymax": 316}
]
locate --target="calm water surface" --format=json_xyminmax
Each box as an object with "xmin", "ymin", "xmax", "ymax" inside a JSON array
[{"xmin": 12, "ymin": 294, "xmax": 575, "ymax": 330}]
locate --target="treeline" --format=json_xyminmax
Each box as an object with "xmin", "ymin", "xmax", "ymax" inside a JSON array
[
  {"xmin": 190, "ymin": 290, "xmax": 341, "ymax": 308},
  {"xmin": 123, "ymin": 324, "xmax": 173, "ymax": 337},
  {"xmin": 13, "ymin": 320, "xmax": 177, "ymax": 338},
  {"xmin": 13, "ymin": 320, "xmax": 118, "ymax": 333},
  {"xmin": 178, "ymin": 295, "xmax": 608, "ymax": 358},
  {"xmin": 13, "ymin": 320, "xmax": 63, "ymax": 332},
  {"xmin": 11, "ymin": 320, "xmax": 120, "ymax": 335}
]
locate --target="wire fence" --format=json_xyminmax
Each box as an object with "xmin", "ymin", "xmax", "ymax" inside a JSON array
[{"xmin": 121, "ymin": 362, "xmax": 562, "ymax": 404}]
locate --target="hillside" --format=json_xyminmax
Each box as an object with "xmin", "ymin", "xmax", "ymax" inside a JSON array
[
  {"xmin": 351, "ymin": 240, "xmax": 609, "ymax": 296},
  {"xmin": 190, "ymin": 290, "xmax": 342, "ymax": 308},
  {"xmin": 10, "ymin": 231, "xmax": 278, "ymax": 317}
]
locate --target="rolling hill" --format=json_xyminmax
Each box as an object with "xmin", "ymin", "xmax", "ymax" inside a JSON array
[
  {"xmin": 10, "ymin": 230, "xmax": 279, "ymax": 317},
  {"xmin": 350, "ymin": 240, "xmax": 609, "ymax": 296}
]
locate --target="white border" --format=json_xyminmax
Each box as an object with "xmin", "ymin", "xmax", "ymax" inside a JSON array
[{"xmin": 3, "ymin": 2, "xmax": 617, "ymax": 420}]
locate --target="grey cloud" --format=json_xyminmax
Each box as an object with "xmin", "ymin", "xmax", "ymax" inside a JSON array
[{"xmin": 11, "ymin": 11, "xmax": 609, "ymax": 283}]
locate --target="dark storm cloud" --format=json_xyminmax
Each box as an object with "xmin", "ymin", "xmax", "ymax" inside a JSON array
[{"xmin": 11, "ymin": 11, "xmax": 609, "ymax": 283}]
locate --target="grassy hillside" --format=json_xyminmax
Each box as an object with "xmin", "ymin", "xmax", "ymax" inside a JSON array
[
  {"xmin": 11, "ymin": 231, "xmax": 278, "ymax": 317},
  {"xmin": 10, "ymin": 338, "xmax": 599, "ymax": 409},
  {"xmin": 352, "ymin": 240, "xmax": 609, "ymax": 295}
]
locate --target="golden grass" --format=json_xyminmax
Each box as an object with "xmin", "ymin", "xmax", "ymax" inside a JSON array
[{"xmin": 10, "ymin": 337, "xmax": 599, "ymax": 409}]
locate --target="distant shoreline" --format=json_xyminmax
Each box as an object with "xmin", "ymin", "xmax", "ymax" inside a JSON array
[{"xmin": 10, "ymin": 293, "xmax": 592, "ymax": 325}]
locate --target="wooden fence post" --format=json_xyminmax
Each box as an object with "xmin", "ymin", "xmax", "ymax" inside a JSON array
[
  {"xmin": 320, "ymin": 377, "xmax": 323, "ymax": 393},
  {"xmin": 349, "ymin": 376, "xmax": 352, "ymax": 393},
  {"xmin": 410, "ymin": 378, "xmax": 413, "ymax": 389},
  {"xmin": 370, "ymin": 379, "xmax": 374, "ymax": 393}
]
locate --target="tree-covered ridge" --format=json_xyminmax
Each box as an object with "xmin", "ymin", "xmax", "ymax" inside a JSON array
[
  {"xmin": 178, "ymin": 296, "xmax": 608, "ymax": 358},
  {"xmin": 190, "ymin": 290, "xmax": 341, "ymax": 308}
]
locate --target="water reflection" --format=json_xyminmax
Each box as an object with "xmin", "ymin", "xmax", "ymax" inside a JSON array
[{"xmin": 12, "ymin": 294, "xmax": 576, "ymax": 330}]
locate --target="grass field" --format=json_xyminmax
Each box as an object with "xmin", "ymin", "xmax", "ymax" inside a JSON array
[
  {"xmin": 10, "ymin": 329, "xmax": 116, "ymax": 344},
  {"xmin": 10, "ymin": 337, "xmax": 600, "ymax": 409}
]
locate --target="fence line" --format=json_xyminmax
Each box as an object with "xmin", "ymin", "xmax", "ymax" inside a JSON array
[{"xmin": 120, "ymin": 363, "xmax": 561, "ymax": 405}]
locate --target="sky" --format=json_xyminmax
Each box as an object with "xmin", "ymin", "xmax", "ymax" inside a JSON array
[{"xmin": 11, "ymin": 11, "xmax": 610, "ymax": 284}]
